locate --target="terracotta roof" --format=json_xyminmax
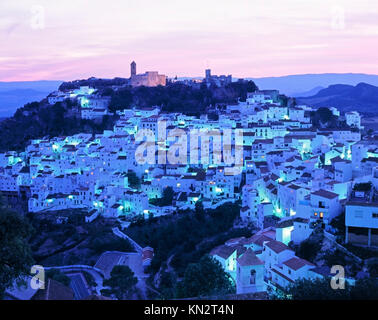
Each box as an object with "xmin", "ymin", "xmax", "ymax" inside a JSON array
[
  {"xmin": 265, "ymin": 240, "xmax": 292, "ymax": 254},
  {"xmin": 237, "ymin": 248, "xmax": 264, "ymax": 266},
  {"xmin": 283, "ymin": 257, "xmax": 314, "ymax": 271},
  {"xmin": 210, "ymin": 245, "xmax": 237, "ymax": 259},
  {"xmin": 311, "ymin": 189, "xmax": 339, "ymax": 199},
  {"xmin": 244, "ymin": 234, "xmax": 272, "ymax": 247}
]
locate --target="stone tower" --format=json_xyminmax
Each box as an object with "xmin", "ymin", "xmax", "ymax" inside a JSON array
[
  {"xmin": 205, "ymin": 69, "xmax": 211, "ymax": 80},
  {"xmin": 131, "ymin": 61, "xmax": 136, "ymax": 77}
]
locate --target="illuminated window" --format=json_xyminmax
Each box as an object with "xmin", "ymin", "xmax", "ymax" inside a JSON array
[{"xmin": 320, "ymin": 212, "xmax": 324, "ymax": 218}]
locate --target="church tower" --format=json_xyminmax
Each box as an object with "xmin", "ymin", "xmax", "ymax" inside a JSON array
[{"xmin": 131, "ymin": 61, "xmax": 136, "ymax": 77}]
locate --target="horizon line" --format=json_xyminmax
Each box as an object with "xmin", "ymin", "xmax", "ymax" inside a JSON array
[{"xmin": 2, "ymin": 72, "xmax": 378, "ymax": 83}]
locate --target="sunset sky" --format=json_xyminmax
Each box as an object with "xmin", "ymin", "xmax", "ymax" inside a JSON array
[{"xmin": 1, "ymin": 0, "xmax": 378, "ymax": 81}]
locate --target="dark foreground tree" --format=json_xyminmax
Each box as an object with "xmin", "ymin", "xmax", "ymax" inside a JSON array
[
  {"xmin": 102, "ymin": 265, "xmax": 138, "ymax": 299},
  {"xmin": 176, "ymin": 255, "xmax": 234, "ymax": 298},
  {"xmin": 275, "ymin": 277, "xmax": 378, "ymax": 300},
  {"xmin": 0, "ymin": 198, "xmax": 34, "ymax": 298}
]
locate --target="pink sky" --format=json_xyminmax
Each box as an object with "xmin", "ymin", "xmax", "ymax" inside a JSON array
[{"xmin": 1, "ymin": 0, "xmax": 378, "ymax": 81}]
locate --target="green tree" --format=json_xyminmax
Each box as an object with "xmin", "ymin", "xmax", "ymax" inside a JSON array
[
  {"xmin": 127, "ymin": 170, "xmax": 141, "ymax": 190},
  {"xmin": 296, "ymin": 238, "xmax": 321, "ymax": 262},
  {"xmin": 279, "ymin": 277, "xmax": 378, "ymax": 300},
  {"xmin": 277, "ymin": 277, "xmax": 351, "ymax": 300},
  {"xmin": 195, "ymin": 200, "xmax": 205, "ymax": 215},
  {"xmin": 176, "ymin": 255, "xmax": 234, "ymax": 298},
  {"xmin": 161, "ymin": 186, "xmax": 174, "ymax": 206},
  {"xmin": 102, "ymin": 265, "xmax": 138, "ymax": 300},
  {"xmin": 0, "ymin": 199, "xmax": 34, "ymax": 298}
]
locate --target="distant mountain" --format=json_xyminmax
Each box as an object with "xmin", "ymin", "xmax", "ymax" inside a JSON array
[
  {"xmin": 248, "ymin": 73, "xmax": 378, "ymax": 96},
  {"xmin": 291, "ymin": 86, "xmax": 324, "ymax": 98},
  {"xmin": 0, "ymin": 81, "xmax": 62, "ymax": 117},
  {"xmin": 296, "ymin": 82, "xmax": 378, "ymax": 114}
]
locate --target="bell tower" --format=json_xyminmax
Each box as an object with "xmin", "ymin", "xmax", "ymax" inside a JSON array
[{"xmin": 131, "ymin": 61, "xmax": 136, "ymax": 77}]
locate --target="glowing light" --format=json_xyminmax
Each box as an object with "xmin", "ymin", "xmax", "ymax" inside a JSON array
[{"xmin": 143, "ymin": 209, "xmax": 149, "ymax": 214}]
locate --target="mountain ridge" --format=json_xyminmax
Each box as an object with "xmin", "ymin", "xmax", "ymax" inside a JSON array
[{"xmin": 296, "ymin": 82, "xmax": 378, "ymax": 114}]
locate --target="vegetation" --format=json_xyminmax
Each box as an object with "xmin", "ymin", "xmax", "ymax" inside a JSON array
[
  {"xmin": 126, "ymin": 203, "xmax": 244, "ymax": 275},
  {"xmin": 101, "ymin": 265, "xmax": 138, "ymax": 299},
  {"xmin": 28, "ymin": 211, "xmax": 133, "ymax": 266},
  {"xmin": 310, "ymin": 107, "xmax": 339, "ymax": 128},
  {"xmin": 175, "ymin": 255, "xmax": 234, "ymax": 299},
  {"xmin": 295, "ymin": 237, "xmax": 322, "ymax": 262},
  {"xmin": 0, "ymin": 197, "xmax": 34, "ymax": 298},
  {"xmin": 127, "ymin": 170, "xmax": 141, "ymax": 190},
  {"xmin": 59, "ymin": 77, "xmax": 128, "ymax": 91},
  {"xmin": 367, "ymin": 258, "xmax": 378, "ymax": 278},
  {"xmin": 0, "ymin": 79, "xmax": 258, "ymax": 152},
  {"xmin": 149, "ymin": 186, "xmax": 174, "ymax": 207},
  {"xmin": 0, "ymin": 99, "xmax": 115, "ymax": 152},
  {"xmin": 353, "ymin": 182, "xmax": 372, "ymax": 192},
  {"xmin": 108, "ymin": 81, "xmax": 258, "ymax": 115},
  {"xmin": 276, "ymin": 277, "xmax": 378, "ymax": 300}
]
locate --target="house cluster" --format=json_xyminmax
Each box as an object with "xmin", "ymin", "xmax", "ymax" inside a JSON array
[
  {"xmin": 211, "ymin": 227, "xmax": 329, "ymax": 295},
  {"xmin": 47, "ymin": 85, "xmax": 112, "ymax": 120},
  {"xmin": 1, "ymin": 87, "xmax": 376, "ymax": 258}
]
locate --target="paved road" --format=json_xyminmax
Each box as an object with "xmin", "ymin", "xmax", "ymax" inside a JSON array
[{"xmin": 68, "ymin": 273, "xmax": 90, "ymax": 300}]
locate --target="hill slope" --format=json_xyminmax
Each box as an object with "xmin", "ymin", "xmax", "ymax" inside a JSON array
[{"xmin": 296, "ymin": 83, "xmax": 378, "ymax": 114}]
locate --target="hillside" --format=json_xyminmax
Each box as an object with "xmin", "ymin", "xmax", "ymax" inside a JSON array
[
  {"xmin": 296, "ymin": 83, "xmax": 378, "ymax": 114},
  {"xmin": 0, "ymin": 80, "xmax": 259, "ymax": 152}
]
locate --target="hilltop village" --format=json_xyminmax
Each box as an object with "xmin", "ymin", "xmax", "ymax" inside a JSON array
[{"xmin": 1, "ymin": 65, "xmax": 378, "ymax": 299}]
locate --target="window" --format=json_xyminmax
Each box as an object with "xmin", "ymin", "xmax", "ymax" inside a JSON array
[
  {"xmin": 320, "ymin": 212, "xmax": 324, "ymax": 219},
  {"xmin": 355, "ymin": 210, "xmax": 363, "ymax": 218},
  {"xmin": 250, "ymin": 270, "xmax": 256, "ymax": 284},
  {"xmin": 372, "ymin": 213, "xmax": 378, "ymax": 219}
]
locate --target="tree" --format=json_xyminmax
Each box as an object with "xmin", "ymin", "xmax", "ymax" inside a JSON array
[
  {"xmin": 102, "ymin": 265, "xmax": 138, "ymax": 299},
  {"xmin": 276, "ymin": 277, "xmax": 378, "ymax": 300},
  {"xmin": 195, "ymin": 200, "xmax": 205, "ymax": 216},
  {"xmin": 127, "ymin": 170, "xmax": 140, "ymax": 190},
  {"xmin": 161, "ymin": 186, "xmax": 174, "ymax": 206},
  {"xmin": 0, "ymin": 198, "xmax": 34, "ymax": 298},
  {"xmin": 296, "ymin": 238, "xmax": 321, "ymax": 262},
  {"xmin": 278, "ymin": 277, "xmax": 351, "ymax": 300},
  {"xmin": 176, "ymin": 255, "xmax": 234, "ymax": 298}
]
